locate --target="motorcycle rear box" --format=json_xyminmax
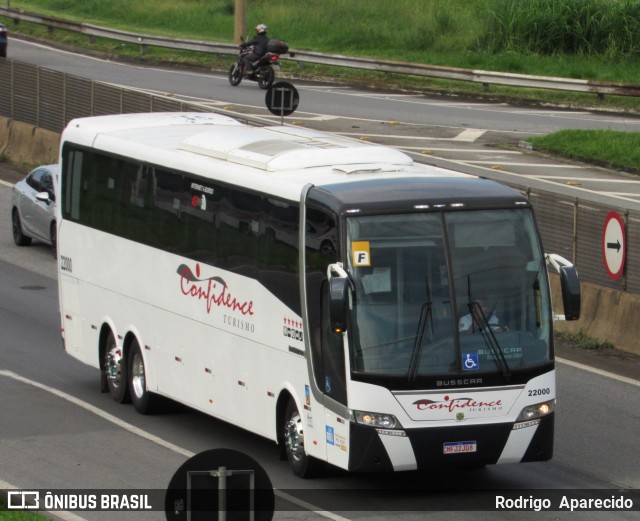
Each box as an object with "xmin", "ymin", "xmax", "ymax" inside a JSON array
[{"xmin": 267, "ymin": 39, "xmax": 289, "ymax": 54}]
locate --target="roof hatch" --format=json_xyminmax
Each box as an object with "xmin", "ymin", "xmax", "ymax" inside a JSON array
[{"xmin": 178, "ymin": 126, "xmax": 413, "ymax": 171}]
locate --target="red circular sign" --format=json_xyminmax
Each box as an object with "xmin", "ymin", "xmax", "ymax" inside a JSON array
[{"xmin": 602, "ymin": 211, "xmax": 626, "ymax": 280}]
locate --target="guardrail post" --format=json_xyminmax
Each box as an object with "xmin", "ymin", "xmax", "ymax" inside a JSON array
[
  {"xmin": 623, "ymin": 210, "xmax": 629, "ymax": 291},
  {"xmin": 137, "ymin": 37, "xmax": 148, "ymax": 55},
  {"xmin": 572, "ymin": 198, "xmax": 578, "ymax": 266}
]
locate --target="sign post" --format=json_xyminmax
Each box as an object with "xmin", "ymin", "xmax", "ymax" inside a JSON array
[
  {"xmin": 265, "ymin": 81, "xmax": 299, "ymax": 124},
  {"xmin": 602, "ymin": 211, "xmax": 626, "ymax": 281}
]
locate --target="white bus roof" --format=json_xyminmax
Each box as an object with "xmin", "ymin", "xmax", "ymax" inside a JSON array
[{"xmin": 61, "ymin": 112, "xmax": 471, "ymax": 201}]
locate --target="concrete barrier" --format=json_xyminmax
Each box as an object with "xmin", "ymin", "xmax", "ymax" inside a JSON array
[
  {"xmin": 0, "ymin": 117, "xmax": 60, "ymax": 166},
  {"xmin": 552, "ymin": 276, "xmax": 640, "ymax": 356}
]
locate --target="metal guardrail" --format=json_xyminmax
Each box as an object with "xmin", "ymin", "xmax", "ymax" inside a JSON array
[{"xmin": 3, "ymin": 7, "xmax": 640, "ymax": 99}]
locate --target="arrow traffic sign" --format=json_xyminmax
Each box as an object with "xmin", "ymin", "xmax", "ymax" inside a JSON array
[{"xmin": 602, "ymin": 211, "xmax": 626, "ymax": 280}]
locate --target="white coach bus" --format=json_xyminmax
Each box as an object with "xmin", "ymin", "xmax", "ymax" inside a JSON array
[{"xmin": 57, "ymin": 112, "xmax": 580, "ymax": 477}]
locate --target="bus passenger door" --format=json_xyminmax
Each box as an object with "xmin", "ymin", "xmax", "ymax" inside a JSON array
[{"xmin": 304, "ymin": 205, "xmax": 349, "ymax": 467}]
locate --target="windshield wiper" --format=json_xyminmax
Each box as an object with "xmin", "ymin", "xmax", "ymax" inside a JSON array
[
  {"xmin": 468, "ymin": 301, "xmax": 511, "ymax": 380},
  {"xmin": 408, "ymin": 280, "xmax": 433, "ymax": 380}
]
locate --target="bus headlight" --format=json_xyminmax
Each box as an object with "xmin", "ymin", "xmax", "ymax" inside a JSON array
[
  {"xmin": 516, "ymin": 400, "xmax": 555, "ymax": 422},
  {"xmin": 352, "ymin": 410, "xmax": 401, "ymax": 429}
]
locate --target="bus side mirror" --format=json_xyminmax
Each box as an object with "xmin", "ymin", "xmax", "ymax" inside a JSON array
[
  {"xmin": 329, "ymin": 277, "xmax": 349, "ymax": 333},
  {"xmin": 546, "ymin": 254, "xmax": 581, "ymax": 321},
  {"xmin": 559, "ymin": 265, "xmax": 580, "ymax": 321}
]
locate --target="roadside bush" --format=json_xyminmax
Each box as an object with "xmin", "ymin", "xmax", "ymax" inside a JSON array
[{"xmin": 480, "ymin": 0, "xmax": 640, "ymax": 57}]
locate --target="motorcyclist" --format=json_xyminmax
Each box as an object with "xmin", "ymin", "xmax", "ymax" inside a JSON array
[{"xmin": 240, "ymin": 24, "xmax": 269, "ymax": 72}]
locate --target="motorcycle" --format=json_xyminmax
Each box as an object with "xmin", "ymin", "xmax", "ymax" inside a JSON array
[{"xmin": 228, "ymin": 39, "xmax": 289, "ymax": 90}]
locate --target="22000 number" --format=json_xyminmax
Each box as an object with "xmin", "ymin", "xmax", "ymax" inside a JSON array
[
  {"xmin": 528, "ymin": 388, "xmax": 551, "ymax": 397},
  {"xmin": 60, "ymin": 255, "xmax": 73, "ymax": 273}
]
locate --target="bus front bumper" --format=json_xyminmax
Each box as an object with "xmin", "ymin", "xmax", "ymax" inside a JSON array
[{"xmin": 347, "ymin": 414, "xmax": 554, "ymax": 472}]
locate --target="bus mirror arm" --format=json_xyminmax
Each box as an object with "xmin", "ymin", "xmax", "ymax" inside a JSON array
[
  {"xmin": 327, "ymin": 263, "xmax": 351, "ymax": 333},
  {"xmin": 545, "ymin": 254, "xmax": 581, "ymax": 321}
]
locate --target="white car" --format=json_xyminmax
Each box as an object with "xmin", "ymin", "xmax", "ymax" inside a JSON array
[{"xmin": 11, "ymin": 164, "xmax": 60, "ymax": 258}]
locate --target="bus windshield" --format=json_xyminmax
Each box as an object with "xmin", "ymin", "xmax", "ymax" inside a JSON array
[{"xmin": 347, "ymin": 209, "xmax": 551, "ymax": 379}]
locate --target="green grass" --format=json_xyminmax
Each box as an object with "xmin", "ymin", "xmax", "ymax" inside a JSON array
[
  {"xmin": 556, "ymin": 329, "xmax": 614, "ymax": 350},
  {"xmin": 0, "ymin": 495, "xmax": 53, "ymax": 520},
  {"xmin": 527, "ymin": 130, "xmax": 640, "ymax": 173},
  {"xmin": 481, "ymin": 0, "xmax": 640, "ymax": 57}
]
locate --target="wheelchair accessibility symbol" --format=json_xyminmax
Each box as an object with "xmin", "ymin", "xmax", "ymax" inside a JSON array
[{"xmin": 463, "ymin": 353, "xmax": 479, "ymax": 371}]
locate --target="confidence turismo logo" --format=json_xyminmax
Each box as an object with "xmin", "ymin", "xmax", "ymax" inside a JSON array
[
  {"xmin": 178, "ymin": 263, "xmax": 254, "ymax": 316},
  {"xmin": 413, "ymin": 395, "xmax": 503, "ymax": 412}
]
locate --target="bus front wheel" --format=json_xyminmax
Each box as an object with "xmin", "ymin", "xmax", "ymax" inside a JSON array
[
  {"xmin": 128, "ymin": 340, "xmax": 161, "ymax": 414},
  {"xmin": 104, "ymin": 332, "xmax": 130, "ymax": 404},
  {"xmin": 283, "ymin": 399, "xmax": 323, "ymax": 478}
]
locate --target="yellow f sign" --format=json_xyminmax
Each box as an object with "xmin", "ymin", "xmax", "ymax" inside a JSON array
[{"xmin": 352, "ymin": 241, "xmax": 371, "ymax": 266}]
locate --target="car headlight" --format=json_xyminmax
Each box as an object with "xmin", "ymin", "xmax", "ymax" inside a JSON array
[
  {"xmin": 352, "ymin": 410, "xmax": 401, "ymax": 429},
  {"xmin": 516, "ymin": 399, "xmax": 555, "ymax": 423}
]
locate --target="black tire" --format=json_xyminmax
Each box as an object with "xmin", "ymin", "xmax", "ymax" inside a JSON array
[
  {"xmin": 128, "ymin": 340, "xmax": 162, "ymax": 414},
  {"xmin": 103, "ymin": 331, "xmax": 130, "ymax": 403},
  {"xmin": 258, "ymin": 66, "xmax": 275, "ymax": 90},
  {"xmin": 228, "ymin": 62, "xmax": 243, "ymax": 86},
  {"xmin": 12, "ymin": 209, "xmax": 32, "ymax": 246},
  {"xmin": 50, "ymin": 221, "xmax": 57, "ymax": 259},
  {"xmin": 283, "ymin": 399, "xmax": 323, "ymax": 478}
]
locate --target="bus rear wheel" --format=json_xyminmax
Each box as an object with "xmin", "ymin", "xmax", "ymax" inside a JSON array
[
  {"xmin": 283, "ymin": 399, "xmax": 323, "ymax": 478},
  {"xmin": 128, "ymin": 341, "xmax": 161, "ymax": 414},
  {"xmin": 104, "ymin": 332, "xmax": 130, "ymax": 403}
]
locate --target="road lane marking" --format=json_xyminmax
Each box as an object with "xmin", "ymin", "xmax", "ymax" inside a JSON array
[
  {"xmin": 555, "ymin": 357, "xmax": 640, "ymax": 388},
  {"xmin": 524, "ymin": 177, "xmax": 640, "ymax": 183},
  {"xmin": 464, "ymin": 161, "xmax": 584, "ymax": 167},
  {"xmin": 0, "ymin": 369, "xmax": 194, "ymax": 457},
  {"xmin": 0, "ymin": 369, "xmax": 353, "ymax": 521},
  {"xmin": 408, "ymin": 151, "xmax": 640, "ymax": 208},
  {"xmin": 452, "ymin": 129, "xmax": 486, "ymax": 142},
  {"xmin": 398, "ymin": 147, "xmax": 523, "ymax": 153}
]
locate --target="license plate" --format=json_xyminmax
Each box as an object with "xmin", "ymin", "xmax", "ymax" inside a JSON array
[{"xmin": 443, "ymin": 441, "xmax": 477, "ymax": 454}]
